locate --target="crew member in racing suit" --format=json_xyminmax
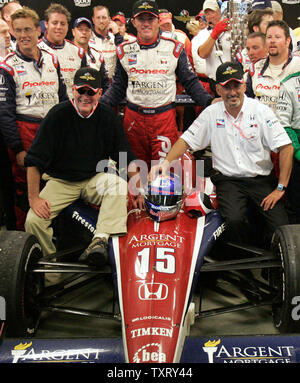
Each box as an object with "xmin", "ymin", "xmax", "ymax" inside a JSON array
[
  {"xmin": 246, "ymin": 20, "xmax": 300, "ymax": 116},
  {"xmin": 277, "ymin": 72, "xmax": 300, "ymax": 223},
  {"xmin": 0, "ymin": 7, "xmax": 68, "ymax": 230},
  {"xmin": 38, "ymin": 3, "xmax": 87, "ymax": 99},
  {"xmin": 101, "ymin": 0, "xmax": 214, "ymax": 169},
  {"xmin": 71, "ymin": 17, "xmax": 110, "ymax": 93},
  {"xmin": 90, "ymin": 5, "xmax": 124, "ymax": 81},
  {"xmin": 246, "ymin": 20, "xmax": 300, "ymax": 177}
]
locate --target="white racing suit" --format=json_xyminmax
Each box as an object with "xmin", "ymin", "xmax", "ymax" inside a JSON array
[
  {"xmin": 277, "ymin": 71, "xmax": 300, "ymax": 222},
  {"xmin": 0, "ymin": 46, "xmax": 67, "ymax": 229},
  {"xmin": 38, "ymin": 36, "xmax": 86, "ymax": 98},
  {"xmin": 90, "ymin": 31, "xmax": 123, "ymax": 80},
  {"xmin": 246, "ymin": 53, "xmax": 300, "ymax": 116},
  {"xmin": 101, "ymin": 34, "xmax": 213, "ymax": 168}
]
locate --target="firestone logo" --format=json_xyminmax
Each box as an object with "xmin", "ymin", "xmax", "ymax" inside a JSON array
[{"xmin": 202, "ymin": 339, "xmax": 294, "ymax": 363}]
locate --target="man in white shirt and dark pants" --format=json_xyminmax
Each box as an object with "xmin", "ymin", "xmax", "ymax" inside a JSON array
[{"xmin": 150, "ymin": 62, "xmax": 293, "ymax": 247}]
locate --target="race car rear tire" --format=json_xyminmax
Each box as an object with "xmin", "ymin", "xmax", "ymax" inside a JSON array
[
  {"xmin": 0, "ymin": 230, "xmax": 44, "ymax": 337},
  {"xmin": 271, "ymin": 225, "xmax": 300, "ymax": 333}
]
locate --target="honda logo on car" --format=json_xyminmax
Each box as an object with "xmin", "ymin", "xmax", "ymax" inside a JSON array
[
  {"xmin": 138, "ymin": 283, "xmax": 168, "ymax": 300},
  {"xmin": 131, "ymin": 327, "xmax": 173, "ymax": 338}
]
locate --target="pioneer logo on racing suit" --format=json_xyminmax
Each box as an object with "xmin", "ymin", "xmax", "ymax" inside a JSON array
[
  {"xmin": 129, "ymin": 67, "xmax": 169, "ymax": 75},
  {"xmin": 22, "ymin": 80, "xmax": 56, "ymax": 90},
  {"xmin": 256, "ymin": 84, "xmax": 280, "ymax": 91}
]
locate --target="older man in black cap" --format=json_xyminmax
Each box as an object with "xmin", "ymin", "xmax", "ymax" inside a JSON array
[
  {"xmin": 24, "ymin": 67, "xmax": 137, "ymax": 269},
  {"xmin": 150, "ymin": 61, "xmax": 293, "ymax": 247},
  {"xmin": 72, "ymin": 16, "xmax": 110, "ymax": 93}
]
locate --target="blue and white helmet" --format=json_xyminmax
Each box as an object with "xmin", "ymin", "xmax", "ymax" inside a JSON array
[{"xmin": 145, "ymin": 174, "xmax": 183, "ymax": 222}]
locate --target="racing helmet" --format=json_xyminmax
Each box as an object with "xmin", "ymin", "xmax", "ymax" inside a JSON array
[{"xmin": 145, "ymin": 174, "xmax": 183, "ymax": 222}]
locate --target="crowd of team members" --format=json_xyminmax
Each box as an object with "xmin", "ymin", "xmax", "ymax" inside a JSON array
[{"xmin": 0, "ymin": 0, "xmax": 299, "ymax": 235}]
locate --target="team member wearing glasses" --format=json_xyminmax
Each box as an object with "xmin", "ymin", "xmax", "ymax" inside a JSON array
[
  {"xmin": 24, "ymin": 68, "xmax": 139, "ymax": 281},
  {"xmin": 0, "ymin": 7, "xmax": 67, "ymax": 230}
]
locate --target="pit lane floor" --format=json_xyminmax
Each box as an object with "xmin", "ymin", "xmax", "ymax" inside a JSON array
[{"xmin": 34, "ymin": 273, "xmax": 279, "ymax": 339}]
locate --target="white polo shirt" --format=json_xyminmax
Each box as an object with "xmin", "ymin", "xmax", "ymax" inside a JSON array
[
  {"xmin": 191, "ymin": 28, "xmax": 231, "ymax": 80},
  {"xmin": 181, "ymin": 96, "xmax": 291, "ymax": 177}
]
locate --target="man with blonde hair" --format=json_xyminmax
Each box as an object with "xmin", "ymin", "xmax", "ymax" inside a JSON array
[
  {"xmin": 0, "ymin": 6, "xmax": 67, "ymax": 229},
  {"xmin": 38, "ymin": 3, "xmax": 87, "ymax": 98}
]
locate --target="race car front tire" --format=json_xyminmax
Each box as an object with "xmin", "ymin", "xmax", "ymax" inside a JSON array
[
  {"xmin": 271, "ymin": 224, "xmax": 300, "ymax": 334},
  {"xmin": 0, "ymin": 230, "xmax": 44, "ymax": 337}
]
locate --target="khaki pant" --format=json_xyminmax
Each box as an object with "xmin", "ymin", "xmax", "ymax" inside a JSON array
[{"xmin": 25, "ymin": 172, "xmax": 128, "ymax": 257}]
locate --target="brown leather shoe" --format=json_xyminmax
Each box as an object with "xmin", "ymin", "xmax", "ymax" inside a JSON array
[{"xmin": 79, "ymin": 237, "xmax": 109, "ymax": 267}]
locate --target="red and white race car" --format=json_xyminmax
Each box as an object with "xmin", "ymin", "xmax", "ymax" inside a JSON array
[{"xmin": 1, "ymin": 157, "xmax": 300, "ymax": 363}]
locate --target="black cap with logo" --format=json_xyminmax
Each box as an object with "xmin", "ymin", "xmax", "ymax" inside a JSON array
[
  {"xmin": 73, "ymin": 67, "xmax": 101, "ymax": 90},
  {"xmin": 132, "ymin": 0, "xmax": 159, "ymax": 18},
  {"xmin": 216, "ymin": 62, "xmax": 244, "ymax": 86}
]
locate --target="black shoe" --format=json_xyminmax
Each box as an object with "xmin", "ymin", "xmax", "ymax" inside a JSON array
[{"xmin": 79, "ymin": 238, "xmax": 109, "ymax": 267}]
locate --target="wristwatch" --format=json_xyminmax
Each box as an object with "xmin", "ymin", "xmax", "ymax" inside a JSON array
[{"xmin": 276, "ymin": 184, "xmax": 287, "ymax": 191}]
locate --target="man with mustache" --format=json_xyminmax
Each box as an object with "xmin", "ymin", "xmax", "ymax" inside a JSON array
[
  {"xmin": 149, "ymin": 62, "xmax": 293, "ymax": 248},
  {"xmin": 246, "ymin": 20, "xmax": 300, "ymax": 116},
  {"xmin": 90, "ymin": 5, "xmax": 123, "ymax": 81}
]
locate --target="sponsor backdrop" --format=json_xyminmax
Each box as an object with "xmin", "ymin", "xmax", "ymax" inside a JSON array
[
  {"xmin": 0, "ymin": 0, "xmax": 299, "ymax": 35},
  {"xmin": 1, "ymin": 336, "xmax": 300, "ymax": 363}
]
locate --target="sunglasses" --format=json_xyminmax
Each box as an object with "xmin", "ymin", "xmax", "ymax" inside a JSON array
[{"xmin": 76, "ymin": 87, "xmax": 98, "ymax": 96}]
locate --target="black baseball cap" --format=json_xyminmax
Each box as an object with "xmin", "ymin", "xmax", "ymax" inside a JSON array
[
  {"xmin": 132, "ymin": 0, "xmax": 159, "ymax": 18},
  {"xmin": 73, "ymin": 17, "xmax": 92, "ymax": 29},
  {"xmin": 216, "ymin": 62, "xmax": 244, "ymax": 86},
  {"xmin": 73, "ymin": 67, "xmax": 101, "ymax": 91}
]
